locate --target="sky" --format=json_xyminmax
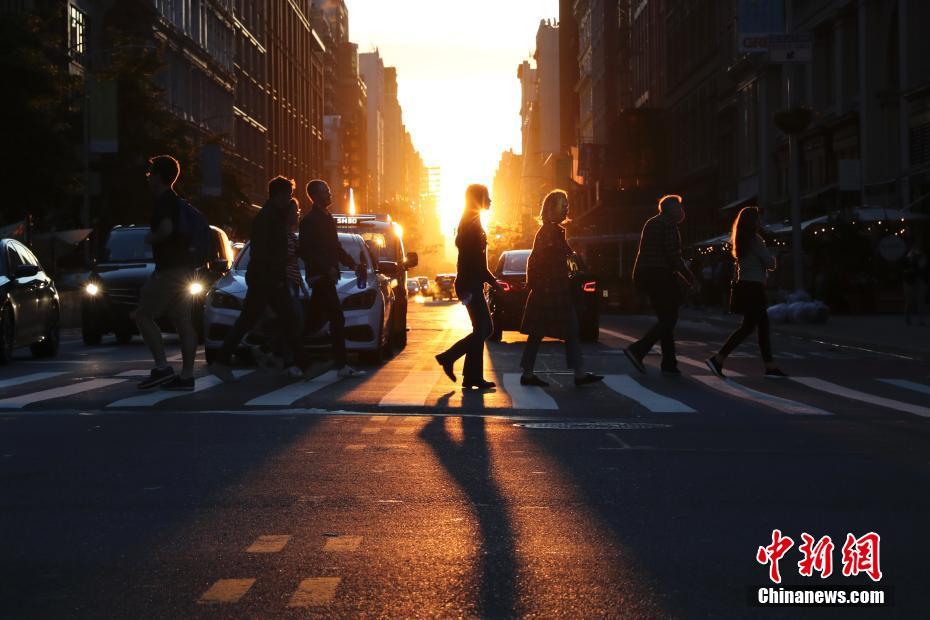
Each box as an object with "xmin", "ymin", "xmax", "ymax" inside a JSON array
[{"xmin": 348, "ymin": 0, "xmax": 560, "ymax": 234}]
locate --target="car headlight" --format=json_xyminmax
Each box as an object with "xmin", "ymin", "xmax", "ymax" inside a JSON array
[
  {"xmin": 343, "ymin": 288, "xmax": 377, "ymax": 311},
  {"xmin": 85, "ymin": 282, "xmax": 99, "ymax": 296},
  {"xmin": 189, "ymin": 281, "xmax": 204, "ymax": 296},
  {"xmin": 210, "ymin": 290, "xmax": 242, "ymax": 310}
]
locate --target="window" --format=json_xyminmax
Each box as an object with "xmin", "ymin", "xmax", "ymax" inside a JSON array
[{"xmin": 69, "ymin": 4, "xmax": 87, "ymax": 63}]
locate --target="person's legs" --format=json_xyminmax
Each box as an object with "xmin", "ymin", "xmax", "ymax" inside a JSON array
[
  {"xmin": 717, "ymin": 315, "xmax": 756, "ymax": 362},
  {"xmin": 135, "ymin": 275, "xmax": 169, "ymax": 369},
  {"xmin": 462, "ymin": 295, "xmax": 492, "ymax": 383},
  {"xmin": 216, "ymin": 284, "xmax": 268, "ymax": 364},
  {"xmin": 520, "ymin": 334, "xmax": 543, "ymax": 374},
  {"xmin": 315, "ymin": 281, "xmax": 347, "ymax": 369},
  {"xmin": 565, "ymin": 307, "xmax": 584, "ymax": 376},
  {"xmin": 267, "ymin": 283, "xmax": 310, "ymax": 370},
  {"xmin": 650, "ymin": 285, "xmax": 680, "ymax": 369}
]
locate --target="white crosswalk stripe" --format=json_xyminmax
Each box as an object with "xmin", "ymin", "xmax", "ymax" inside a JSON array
[
  {"xmin": 501, "ymin": 373, "xmax": 559, "ymax": 410},
  {"xmin": 106, "ymin": 371, "xmax": 253, "ymax": 408},
  {"xmin": 0, "ymin": 372, "xmax": 67, "ymax": 390},
  {"xmin": 878, "ymin": 379, "xmax": 930, "ymax": 398},
  {"xmin": 692, "ymin": 375, "xmax": 831, "ymax": 415},
  {"xmin": 602, "ymin": 375, "xmax": 695, "ymax": 413},
  {"xmin": 379, "ymin": 370, "xmax": 442, "ymax": 406},
  {"xmin": 245, "ymin": 370, "xmax": 340, "ymax": 407},
  {"xmin": 0, "ymin": 378, "xmax": 129, "ymax": 409},
  {"xmin": 793, "ymin": 377, "xmax": 930, "ymax": 418}
]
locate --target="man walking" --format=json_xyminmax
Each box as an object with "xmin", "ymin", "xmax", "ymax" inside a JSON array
[
  {"xmin": 135, "ymin": 155, "xmax": 198, "ymax": 390},
  {"xmin": 623, "ymin": 194, "xmax": 696, "ymax": 375},
  {"xmin": 208, "ymin": 176, "xmax": 313, "ymax": 382},
  {"xmin": 299, "ymin": 180, "xmax": 365, "ymax": 378}
]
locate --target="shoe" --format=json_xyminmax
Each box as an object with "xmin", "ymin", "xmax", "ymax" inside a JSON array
[
  {"xmin": 138, "ymin": 366, "xmax": 175, "ymax": 390},
  {"xmin": 661, "ymin": 367, "xmax": 682, "ymax": 376},
  {"xmin": 623, "ymin": 347, "xmax": 646, "ymax": 375},
  {"xmin": 574, "ymin": 373, "xmax": 604, "ymax": 386},
  {"xmin": 764, "ymin": 368, "xmax": 789, "ymax": 379},
  {"xmin": 435, "ymin": 354, "xmax": 456, "ymax": 383},
  {"xmin": 520, "ymin": 374, "xmax": 549, "ymax": 387},
  {"xmin": 463, "ymin": 379, "xmax": 496, "ymax": 390},
  {"xmin": 208, "ymin": 362, "xmax": 236, "ymax": 383},
  {"xmin": 337, "ymin": 366, "xmax": 366, "ymax": 378},
  {"xmin": 705, "ymin": 356, "xmax": 725, "ymax": 379},
  {"xmin": 161, "ymin": 375, "xmax": 195, "ymax": 391}
]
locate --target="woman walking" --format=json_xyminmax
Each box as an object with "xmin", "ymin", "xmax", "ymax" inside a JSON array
[
  {"xmin": 435, "ymin": 184, "xmax": 500, "ymax": 390},
  {"xmin": 519, "ymin": 191, "xmax": 603, "ymax": 387},
  {"xmin": 705, "ymin": 206, "xmax": 787, "ymax": 379}
]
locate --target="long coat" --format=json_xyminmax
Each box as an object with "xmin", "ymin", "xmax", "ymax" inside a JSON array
[{"xmin": 520, "ymin": 223, "xmax": 577, "ymax": 340}]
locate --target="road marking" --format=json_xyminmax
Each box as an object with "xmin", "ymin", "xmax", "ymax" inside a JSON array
[
  {"xmin": 601, "ymin": 328, "xmax": 743, "ymax": 376},
  {"xmin": 361, "ymin": 427, "xmax": 381, "ymax": 434},
  {"xmin": 345, "ymin": 444, "xmax": 365, "ymax": 451},
  {"xmin": 602, "ymin": 375, "xmax": 695, "ymax": 413},
  {"xmin": 245, "ymin": 370, "xmax": 339, "ymax": 407},
  {"xmin": 323, "ymin": 535, "xmax": 363, "ymax": 552},
  {"xmin": 106, "ymin": 371, "xmax": 252, "ymax": 407},
  {"xmin": 198, "ymin": 578, "xmax": 255, "ymax": 604},
  {"xmin": 793, "ymin": 377, "xmax": 930, "ymax": 418},
  {"xmin": 501, "ymin": 373, "xmax": 559, "ymax": 410},
  {"xmin": 116, "ymin": 369, "xmax": 151, "ymax": 377},
  {"xmin": 288, "ymin": 577, "xmax": 341, "ymax": 607},
  {"xmin": 606, "ymin": 432, "xmax": 632, "ymax": 449},
  {"xmin": 370, "ymin": 415, "xmax": 389, "ymax": 422},
  {"xmin": 0, "ymin": 372, "xmax": 67, "ymax": 390},
  {"xmin": 692, "ymin": 375, "xmax": 831, "ymax": 415},
  {"xmin": 878, "ymin": 379, "xmax": 930, "ymax": 398},
  {"xmin": 394, "ymin": 426, "xmax": 417, "ymax": 435},
  {"xmin": 379, "ymin": 371, "xmax": 441, "ymax": 406},
  {"xmin": 246, "ymin": 535, "xmax": 291, "ymax": 553},
  {"xmin": 0, "ymin": 378, "xmax": 128, "ymax": 409},
  {"xmin": 402, "ymin": 415, "xmax": 422, "ymax": 422}
]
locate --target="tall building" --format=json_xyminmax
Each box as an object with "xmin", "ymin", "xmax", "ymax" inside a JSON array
[
  {"xmin": 359, "ymin": 50, "xmax": 385, "ymax": 210},
  {"xmin": 382, "ymin": 67, "xmax": 405, "ymax": 205}
]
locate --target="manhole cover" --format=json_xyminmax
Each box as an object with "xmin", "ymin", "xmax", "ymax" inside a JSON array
[{"xmin": 513, "ymin": 422, "xmax": 671, "ymax": 430}]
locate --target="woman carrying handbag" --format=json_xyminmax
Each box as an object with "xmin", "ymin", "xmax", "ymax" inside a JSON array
[{"xmin": 705, "ymin": 206, "xmax": 787, "ymax": 379}]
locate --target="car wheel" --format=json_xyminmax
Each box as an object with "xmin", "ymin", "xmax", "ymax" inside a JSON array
[
  {"xmin": 30, "ymin": 306, "xmax": 60, "ymax": 358},
  {"xmin": 114, "ymin": 328, "xmax": 133, "ymax": 345},
  {"xmin": 0, "ymin": 304, "xmax": 14, "ymax": 365},
  {"xmin": 361, "ymin": 325, "xmax": 385, "ymax": 366}
]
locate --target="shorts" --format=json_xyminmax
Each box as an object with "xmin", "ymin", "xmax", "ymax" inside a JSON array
[{"xmin": 136, "ymin": 268, "xmax": 193, "ymax": 321}]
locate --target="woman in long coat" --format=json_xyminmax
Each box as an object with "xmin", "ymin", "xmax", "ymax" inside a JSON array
[{"xmin": 519, "ymin": 190, "xmax": 603, "ymax": 387}]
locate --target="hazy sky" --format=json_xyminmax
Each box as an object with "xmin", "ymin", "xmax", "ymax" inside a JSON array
[{"xmin": 348, "ymin": 0, "xmax": 559, "ymax": 232}]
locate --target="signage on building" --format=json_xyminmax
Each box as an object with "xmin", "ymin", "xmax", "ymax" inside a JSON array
[
  {"xmin": 768, "ymin": 33, "xmax": 813, "ymax": 63},
  {"xmin": 738, "ymin": 0, "xmax": 785, "ymax": 53}
]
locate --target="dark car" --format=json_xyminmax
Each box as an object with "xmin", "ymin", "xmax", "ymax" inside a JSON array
[
  {"xmin": 488, "ymin": 249, "xmax": 600, "ymax": 342},
  {"xmin": 0, "ymin": 238, "xmax": 60, "ymax": 363},
  {"xmin": 81, "ymin": 225, "xmax": 233, "ymax": 345},
  {"xmin": 434, "ymin": 273, "xmax": 456, "ymax": 300},
  {"xmin": 335, "ymin": 214, "xmax": 418, "ymax": 348}
]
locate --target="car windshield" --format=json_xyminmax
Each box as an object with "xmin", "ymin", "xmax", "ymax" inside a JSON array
[
  {"xmin": 503, "ymin": 251, "xmax": 530, "ymax": 274},
  {"xmin": 234, "ymin": 235, "xmax": 371, "ymax": 272},
  {"xmin": 357, "ymin": 232, "xmax": 399, "ymax": 262},
  {"xmin": 103, "ymin": 229, "xmax": 153, "ymax": 262}
]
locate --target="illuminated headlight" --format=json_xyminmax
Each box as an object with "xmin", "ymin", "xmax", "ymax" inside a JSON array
[
  {"xmin": 189, "ymin": 282, "xmax": 204, "ymax": 296},
  {"xmin": 85, "ymin": 282, "xmax": 99, "ymax": 296},
  {"xmin": 210, "ymin": 290, "xmax": 242, "ymax": 310},
  {"xmin": 342, "ymin": 288, "xmax": 377, "ymax": 311}
]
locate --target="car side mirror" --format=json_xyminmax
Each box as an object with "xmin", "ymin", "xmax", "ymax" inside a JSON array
[
  {"xmin": 404, "ymin": 252, "xmax": 419, "ymax": 270},
  {"xmin": 14, "ymin": 264, "xmax": 40, "ymax": 279},
  {"xmin": 378, "ymin": 260, "xmax": 399, "ymax": 276}
]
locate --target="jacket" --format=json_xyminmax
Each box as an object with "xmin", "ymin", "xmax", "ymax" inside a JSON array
[
  {"xmin": 632, "ymin": 212, "xmax": 684, "ymax": 288},
  {"xmin": 298, "ymin": 206, "xmax": 357, "ymax": 282},
  {"xmin": 454, "ymin": 213, "xmax": 495, "ymax": 293},
  {"xmin": 246, "ymin": 200, "xmax": 289, "ymax": 286},
  {"xmin": 520, "ymin": 223, "xmax": 576, "ymax": 339}
]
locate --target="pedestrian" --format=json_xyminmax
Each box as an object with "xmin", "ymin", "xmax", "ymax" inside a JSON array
[
  {"xmin": 902, "ymin": 245, "xmax": 928, "ymax": 326},
  {"xmin": 135, "ymin": 155, "xmax": 198, "ymax": 390},
  {"xmin": 435, "ymin": 184, "xmax": 500, "ymax": 390},
  {"xmin": 705, "ymin": 206, "xmax": 787, "ymax": 378},
  {"xmin": 518, "ymin": 190, "xmax": 603, "ymax": 387},
  {"xmin": 208, "ymin": 176, "xmax": 313, "ymax": 382},
  {"xmin": 299, "ymin": 180, "xmax": 366, "ymax": 378},
  {"xmin": 622, "ymin": 194, "xmax": 696, "ymax": 375}
]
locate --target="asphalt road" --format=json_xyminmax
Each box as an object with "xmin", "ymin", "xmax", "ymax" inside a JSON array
[{"xmin": 1, "ymin": 300, "xmax": 929, "ymax": 618}]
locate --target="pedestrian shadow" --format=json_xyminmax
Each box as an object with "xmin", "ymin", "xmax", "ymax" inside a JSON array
[{"xmin": 419, "ymin": 416, "xmax": 518, "ymax": 618}]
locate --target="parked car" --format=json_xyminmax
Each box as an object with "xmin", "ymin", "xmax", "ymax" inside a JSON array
[
  {"xmin": 435, "ymin": 273, "xmax": 456, "ymax": 300},
  {"xmin": 488, "ymin": 249, "xmax": 600, "ymax": 342},
  {"xmin": 81, "ymin": 225, "xmax": 233, "ymax": 345},
  {"xmin": 416, "ymin": 276, "xmax": 431, "ymax": 298},
  {"xmin": 203, "ymin": 233, "xmax": 395, "ymax": 365},
  {"xmin": 335, "ymin": 214, "xmax": 417, "ymax": 348},
  {"xmin": 406, "ymin": 278, "xmax": 420, "ymax": 297},
  {"xmin": 0, "ymin": 238, "xmax": 60, "ymax": 363}
]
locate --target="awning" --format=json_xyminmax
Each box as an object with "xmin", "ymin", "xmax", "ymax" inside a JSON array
[
  {"xmin": 33, "ymin": 228, "xmax": 93, "ymax": 245},
  {"xmin": 720, "ymin": 194, "xmax": 757, "ymax": 211},
  {"xmin": 848, "ymin": 207, "xmax": 928, "ymax": 223},
  {"xmin": 691, "ymin": 234, "xmax": 730, "ymax": 248},
  {"xmin": 766, "ymin": 216, "xmax": 829, "ymax": 236},
  {"xmin": 801, "ymin": 182, "xmax": 838, "ymax": 201}
]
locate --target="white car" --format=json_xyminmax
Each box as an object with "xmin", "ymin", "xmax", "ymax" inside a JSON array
[{"xmin": 203, "ymin": 233, "xmax": 395, "ymax": 364}]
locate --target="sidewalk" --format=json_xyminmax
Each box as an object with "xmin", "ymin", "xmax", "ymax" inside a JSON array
[{"xmin": 679, "ymin": 308, "xmax": 930, "ymax": 361}]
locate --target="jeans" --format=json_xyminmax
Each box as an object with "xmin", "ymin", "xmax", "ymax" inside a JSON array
[
  {"xmin": 217, "ymin": 279, "xmax": 308, "ymax": 369},
  {"xmin": 630, "ymin": 279, "xmax": 680, "ymax": 369},
  {"xmin": 719, "ymin": 281, "xmax": 773, "ymax": 362},
  {"xmin": 307, "ymin": 278, "xmax": 347, "ymax": 368},
  {"xmin": 520, "ymin": 306, "xmax": 582, "ymax": 372},
  {"xmin": 439, "ymin": 287, "xmax": 492, "ymax": 382}
]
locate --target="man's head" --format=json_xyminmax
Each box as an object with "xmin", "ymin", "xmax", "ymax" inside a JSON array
[
  {"xmin": 146, "ymin": 155, "xmax": 180, "ymax": 195},
  {"xmin": 658, "ymin": 194, "xmax": 685, "ymax": 223},
  {"xmin": 465, "ymin": 184, "xmax": 491, "ymax": 211},
  {"xmin": 268, "ymin": 176, "xmax": 296, "ymax": 208},
  {"xmin": 306, "ymin": 180, "xmax": 333, "ymax": 209}
]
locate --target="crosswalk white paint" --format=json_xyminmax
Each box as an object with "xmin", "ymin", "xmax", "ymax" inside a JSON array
[
  {"xmin": 0, "ymin": 371, "xmax": 66, "ymax": 390},
  {"xmin": 106, "ymin": 371, "xmax": 252, "ymax": 408},
  {"xmin": 501, "ymin": 374, "xmax": 559, "ymax": 410},
  {"xmin": 793, "ymin": 377, "xmax": 930, "ymax": 418},
  {"xmin": 245, "ymin": 370, "xmax": 340, "ymax": 407},
  {"xmin": 602, "ymin": 374, "xmax": 696, "ymax": 413},
  {"xmin": 878, "ymin": 379, "xmax": 930, "ymax": 398},
  {"xmin": 600, "ymin": 328, "xmax": 744, "ymax": 377},
  {"xmin": 0, "ymin": 378, "xmax": 128, "ymax": 409},
  {"xmin": 692, "ymin": 375, "xmax": 831, "ymax": 415},
  {"xmin": 379, "ymin": 370, "xmax": 441, "ymax": 406}
]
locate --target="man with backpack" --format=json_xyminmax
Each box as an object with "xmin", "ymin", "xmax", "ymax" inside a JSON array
[{"xmin": 135, "ymin": 155, "xmax": 199, "ymax": 390}]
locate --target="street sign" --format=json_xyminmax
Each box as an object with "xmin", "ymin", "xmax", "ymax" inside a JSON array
[
  {"xmin": 738, "ymin": 0, "xmax": 785, "ymax": 53},
  {"xmin": 768, "ymin": 33, "xmax": 813, "ymax": 63}
]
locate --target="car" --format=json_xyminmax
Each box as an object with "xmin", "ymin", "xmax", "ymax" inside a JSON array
[
  {"xmin": 406, "ymin": 278, "xmax": 420, "ymax": 297},
  {"xmin": 334, "ymin": 214, "xmax": 417, "ymax": 348},
  {"xmin": 203, "ymin": 232, "xmax": 394, "ymax": 365},
  {"xmin": 81, "ymin": 225, "xmax": 233, "ymax": 345},
  {"xmin": 416, "ymin": 276, "xmax": 431, "ymax": 298},
  {"xmin": 488, "ymin": 249, "xmax": 600, "ymax": 342},
  {"xmin": 434, "ymin": 273, "xmax": 456, "ymax": 300},
  {"xmin": 0, "ymin": 238, "xmax": 60, "ymax": 363}
]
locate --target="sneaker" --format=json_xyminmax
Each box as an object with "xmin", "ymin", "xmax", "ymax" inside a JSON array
[
  {"xmin": 704, "ymin": 356, "xmax": 725, "ymax": 379},
  {"xmin": 623, "ymin": 347, "xmax": 646, "ymax": 375},
  {"xmin": 520, "ymin": 374, "xmax": 549, "ymax": 387},
  {"xmin": 337, "ymin": 366, "xmax": 366, "ymax": 378},
  {"xmin": 138, "ymin": 366, "xmax": 175, "ymax": 390},
  {"xmin": 208, "ymin": 362, "xmax": 236, "ymax": 383},
  {"xmin": 764, "ymin": 368, "xmax": 789, "ymax": 379},
  {"xmin": 161, "ymin": 375, "xmax": 195, "ymax": 391},
  {"xmin": 435, "ymin": 354, "xmax": 456, "ymax": 383}
]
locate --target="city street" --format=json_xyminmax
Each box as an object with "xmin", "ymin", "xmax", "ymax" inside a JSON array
[{"xmin": 1, "ymin": 301, "xmax": 929, "ymax": 618}]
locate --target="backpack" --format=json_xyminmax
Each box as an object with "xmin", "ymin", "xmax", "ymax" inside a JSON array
[{"xmin": 176, "ymin": 197, "xmax": 213, "ymax": 267}]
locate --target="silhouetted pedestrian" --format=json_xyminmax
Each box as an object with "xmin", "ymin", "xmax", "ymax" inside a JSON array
[{"xmin": 902, "ymin": 245, "xmax": 928, "ymax": 326}]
